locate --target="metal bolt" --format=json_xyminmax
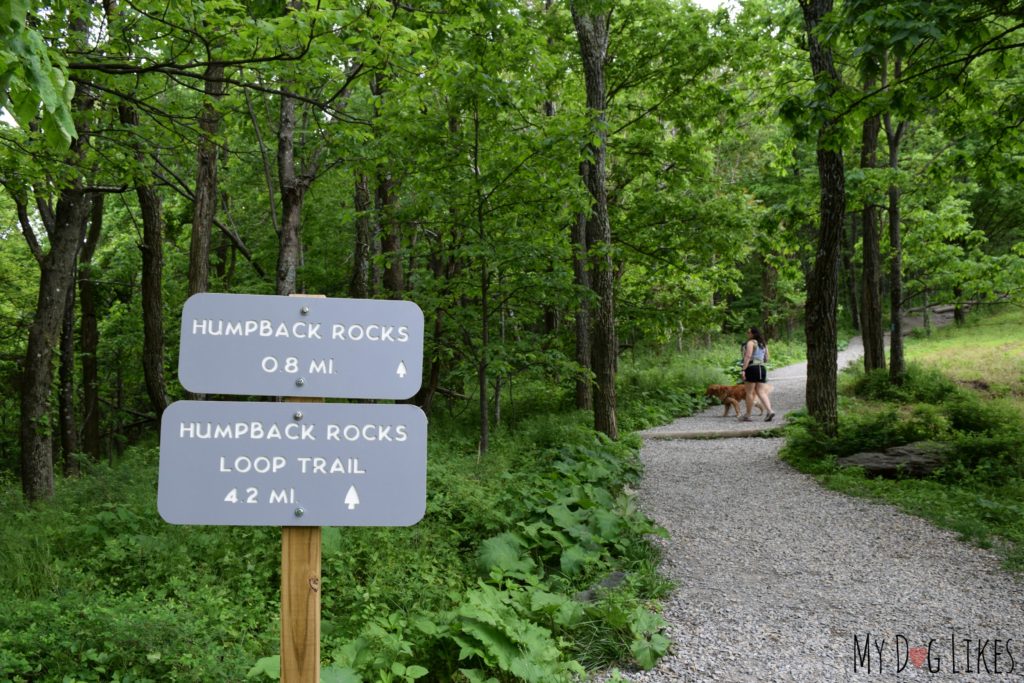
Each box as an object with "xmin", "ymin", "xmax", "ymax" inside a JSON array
[
  {"xmin": 300, "ymin": 306, "xmax": 310, "ymax": 315},
  {"xmin": 293, "ymin": 411, "xmax": 303, "ymax": 420},
  {"xmin": 295, "ymin": 378, "xmax": 305, "ymax": 387},
  {"xmin": 294, "ymin": 507, "xmax": 304, "ymax": 518}
]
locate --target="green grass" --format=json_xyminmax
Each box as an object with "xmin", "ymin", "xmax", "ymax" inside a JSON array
[
  {"xmin": 782, "ymin": 305, "xmax": 1024, "ymax": 571},
  {"xmin": 906, "ymin": 307, "xmax": 1024, "ymax": 414}
]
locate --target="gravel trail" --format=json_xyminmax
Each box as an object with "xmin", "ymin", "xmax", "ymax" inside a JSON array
[{"xmin": 606, "ymin": 331, "xmax": 1024, "ymax": 682}]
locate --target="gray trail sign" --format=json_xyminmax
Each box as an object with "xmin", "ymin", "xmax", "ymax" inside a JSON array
[
  {"xmin": 158, "ymin": 401, "xmax": 427, "ymax": 526},
  {"xmin": 178, "ymin": 293, "xmax": 424, "ymax": 399}
]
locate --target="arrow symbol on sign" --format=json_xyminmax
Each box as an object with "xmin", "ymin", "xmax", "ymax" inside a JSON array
[
  {"xmin": 396, "ymin": 361, "xmax": 407, "ymax": 378},
  {"xmin": 344, "ymin": 486, "xmax": 360, "ymax": 510}
]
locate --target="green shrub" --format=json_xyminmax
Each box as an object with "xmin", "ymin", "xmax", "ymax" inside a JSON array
[
  {"xmin": 515, "ymin": 410, "xmax": 595, "ymax": 451},
  {"xmin": 0, "ymin": 587, "xmax": 264, "ymax": 682},
  {"xmin": 618, "ymin": 363, "xmax": 717, "ymax": 431},
  {"xmin": 943, "ymin": 392, "xmax": 1023, "ymax": 434},
  {"xmin": 0, "ymin": 511, "xmax": 59, "ymax": 599},
  {"xmin": 904, "ymin": 403, "xmax": 953, "ymax": 441},
  {"xmin": 939, "ymin": 428, "xmax": 1024, "ymax": 485},
  {"xmin": 815, "ymin": 405, "xmax": 942, "ymax": 458},
  {"xmin": 849, "ymin": 364, "xmax": 959, "ymax": 404},
  {"xmin": 569, "ymin": 591, "xmax": 670, "ymax": 671},
  {"xmin": 448, "ymin": 583, "xmax": 585, "ymax": 683}
]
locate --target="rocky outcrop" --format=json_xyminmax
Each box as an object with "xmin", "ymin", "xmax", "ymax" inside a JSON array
[{"xmin": 838, "ymin": 441, "xmax": 951, "ymax": 478}]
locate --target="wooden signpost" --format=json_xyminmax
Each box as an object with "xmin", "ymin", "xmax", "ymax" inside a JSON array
[
  {"xmin": 285, "ymin": 327, "xmax": 322, "ymax": 683},
  {"xmin": 285, "ymin": 294, "xmax": 322, "ymax": 683},
  {"xmin": 285, "ymin": 293, "xmax": 323, "ymax": 682},
  {"xmin": 282, "ymin": 519, "xmax": 323, "ymax": 681},
  {"xmin": 159, "ymin": 293, "xmax": 426, "ymax": 683}
]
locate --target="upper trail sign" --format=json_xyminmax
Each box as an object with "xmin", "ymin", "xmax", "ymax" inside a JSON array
[{"xmin": 178, "ymin": 293, "xmax": 424, "ymax": 399}]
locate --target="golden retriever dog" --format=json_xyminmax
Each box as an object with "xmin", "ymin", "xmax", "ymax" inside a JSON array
[{"xmin": 705, "ymin": 383, "xmax": 764, "ymax": 417}]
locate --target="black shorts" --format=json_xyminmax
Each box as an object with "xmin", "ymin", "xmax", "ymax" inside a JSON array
[{"xmin": 744, "ymin": 365, "xmax": 767, "ymax": 383}]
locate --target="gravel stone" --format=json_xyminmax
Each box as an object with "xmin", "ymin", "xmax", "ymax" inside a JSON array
[{"xmin": 596, "ymin": 332, "xmax": 1024, "ymax": 682}]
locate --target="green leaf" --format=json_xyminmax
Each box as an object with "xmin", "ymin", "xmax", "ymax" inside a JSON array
[
  {"xmin": 246, "ymin": 655, "xmax": 280, "ymax": 680},
  {"xmin": 631, "ymin": 632, "xmax": 671, "ymax": 670},
  {"xmin": 558, "ymin": 544, "xmax": 598, "ymax": 576},
  {"xmin": 477, "ymin": 532, "xmax": 535, "ymax": 576},
  {"xmin": 591, "ymin": 508, "xmax": 622, "ymax": 539},
  {"xmin": 20, "ymin": 31, "xmax": 59, "ymax": 111},
  {"xmin": 629, "ymin": 607, "xmax": 671, "ymax": 669},
  {"xmin": 545, "ymin": 504, "xmax": 588, "ymax": 539},
  {"xmin": 404, "ymin": 665, "xmax": 429, "ymax": 679},
  {"xmin": 10, "ymin": 83, "xmax": 38, "ymax": 125},
  {"xmin": 458, "ymin": 670, "xmax": 499, "ymax": 683},
  {"xmin": 0, "ymin": 0, "xmax": 29, "ymax": 30},
  {"xmin": 320, "ymin": 664, "xmax": 361, "ymax": 683},
  {"xmin": 410, "ymin": 615, "xmax": 440, "ymax": 636},
  {"xmin": 528, "ymin": 590, "xmax": 585, "ymax": 627}
]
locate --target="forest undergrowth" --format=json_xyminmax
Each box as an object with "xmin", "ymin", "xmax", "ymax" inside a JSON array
[{"xmin": 0, "ymin": 333, "xmax": 797, "ymax": 682}]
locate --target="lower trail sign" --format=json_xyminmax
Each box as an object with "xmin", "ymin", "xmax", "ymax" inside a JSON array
[{"xmin": 158, "ymin": 401, "xmax": 427, "ymax": 527}]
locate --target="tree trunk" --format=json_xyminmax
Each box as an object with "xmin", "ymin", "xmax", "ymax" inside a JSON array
[
  {"xmin": 953, "ymin": 285, "xmax": 965, "ymax": 326},
  {"xmin": 804, "ymin": 147, "xmax": 845, "ymax": 437},
  {"xmin": 415, "ymin": 115, "xmax": 463, "ymax": 415},
  {"xmin": 800, "ymin": 0, "xmax": 845, "ymax": 437},
  {"xmin": 542, "ymin": 0, "xmax": 560, "ymax": 339},
  {"xmin": 137, "ymin": 181, "xmax": 168, "ymax": 415},
  {"xmin": 114, "ymin": 349, "xmax": 124, "ymax": 460},
  {"xmin": 478, "ymin": 262, "xmax": 489, "ymax": 453},
  {"xmin": 18, "ymin": 14, "xmax": 94, "ymax": 499},
  {"xmin": 213, "ymin": 231, "xmax": 229, "ymax": 281},
  {"xmin": 79, "ymin": 195, "xmax": 103, "ymax": 461},
  {"xmin": 21, "ymin": 190, "xmax": 92, "ymax": 500},
  {"xmin": 923, "ymin": 290, "xmax": 931, "ymax": 334},
  {"xmin": 886, "ymin": 172, "xmax": 905, "ymax": 381},
  {"xmin": 572, "ymin": 5, "xmax": 617, "ymax": 439},
  {"xmin": 371, "ymin": 75, "xmax": 403, "ymax": 298},
  {"xmin": 376, "ymin": 171, "xmax": 403, "ymax": 297},
  {"xmin": 842, "ymin": 212, "xmax": 859, "ymax": 332},
  {"xmin": 188, "ymin": 62, "xmax": 225, "ymax": 298},
  {"xmin": 276, "ymin": 89, "xmax": 304, "ymax": 296},
  {"xmin": 276, "ymin": 54, "xmax": 328, "ymax": 297},
  {"xmin": 860, "ymin": 100, "xmax": 886, "ymax": 371},
  {"xmin": 59, "ymin": 282, "xmax": 78, "ymax": 476},
  {"xmin": 415, "ymin": 312, "xmax": 444, "ymax": 416},
  {"xmin": 119, "ymin": 104, "xmax": 169, "ymax": 416},
  {"xmin": 371, "ymin": 213, "xmax": 384, "ymax": 295},
  {"xmin": 883, "ymin": 94, "xmax": 908, "ymax": 383},
  {"xmin": 472, "ymin": 104, "xmax": 490, "ymax": 453},
  {"xmin": 494, "ymin": 298, "xmax": 506, "ymax": 430},
  {"xmin": 101, "ymin": 0, "xmax": 167, "ymax": 419},
  {"xmin": 350, "ymin": 173, "xmax": 373, "ymax": 298},
  {"xmin": 572, "ymin": 205, "xmax": 592, "ymax": 410},
  {"xmin": 761, "ymin": 255, "xmax": 779, "ymax": 340},
  {"xmin": 225, "ymin": 236, "xmax": 237, "ymax": 288}
]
